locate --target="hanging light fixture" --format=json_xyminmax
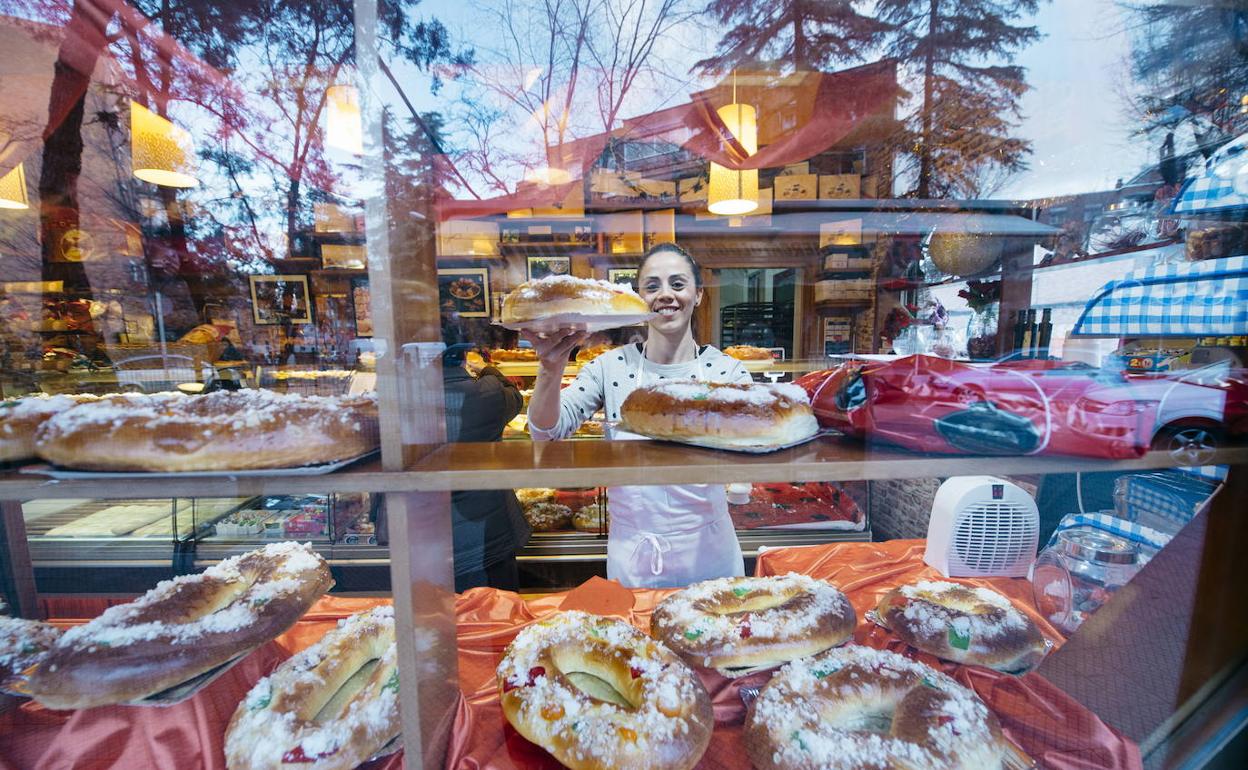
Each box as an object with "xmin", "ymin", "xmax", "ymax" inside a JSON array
[
  {"xmin": 130, "ymin": 102, "xmax": 198, "ymax": 187},
  {"xmin": 708, "ymin": 72, "xmax": 758, "ymax": 216},
  {"xmin": 0, "ymin": 163, "xmax": 29, "ymax": 209},
  {"xmin": 326, "ymin": 84, "xmax": 364, "ymax": 155}
]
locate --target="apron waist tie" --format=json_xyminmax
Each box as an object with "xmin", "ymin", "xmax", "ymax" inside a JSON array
[{"xmin": 631, "ymin": 532, "xmax": 673, "ymax": 576}]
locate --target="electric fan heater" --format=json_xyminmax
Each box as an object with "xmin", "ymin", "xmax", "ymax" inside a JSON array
[{"xmin": 924, "ymin": 476, "xmax": 1039, "ymax": 578}]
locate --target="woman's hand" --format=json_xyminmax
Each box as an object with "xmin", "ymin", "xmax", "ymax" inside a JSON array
[
  {"xmin": 522, "ymin": 328, "xmax": 589, "ymax": 436},
  {"xmin": 521, "ymin": 328, "xmax": 590, "ymax": 375}
]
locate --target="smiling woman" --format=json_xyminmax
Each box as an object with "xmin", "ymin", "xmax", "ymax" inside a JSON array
[{"xmin": 522, "ymin": 243, "xmax": 758, "ymax": 588}]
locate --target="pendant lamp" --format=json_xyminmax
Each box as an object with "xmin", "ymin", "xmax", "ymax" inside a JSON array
[
  {"xmin": 707, "ymin": 72, "xmax": 758, "ymax": 216},
  {"xmin": 326, "ymin": 85, "xmax": 364, "ymax": 155},
  {"xmin": 0, "ymin": 163, "xmax": 29, "ymax": 209},
  {"xmin": 131, "ymin": 102, "xmax": 198, "ymax": 187}
]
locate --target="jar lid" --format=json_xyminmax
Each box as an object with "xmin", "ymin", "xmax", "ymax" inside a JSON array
[{"xmin": 1056, "ymin": 529, "xmax": 1139, "ymax": 564}]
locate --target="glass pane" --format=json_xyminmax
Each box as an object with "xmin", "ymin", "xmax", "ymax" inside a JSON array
[{"xmin": 0, "ymin": 1, "xmax": 1244, "ymax": 768}]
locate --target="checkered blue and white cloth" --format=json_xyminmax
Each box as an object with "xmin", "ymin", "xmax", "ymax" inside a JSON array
[
  {"xmin": 1072, "ymin": 255, "xmax": 1248, "ymax": 337},
  {"xmin": 1171, "ymin": 172, "xmax": 1248, "ymax": 215},
  {"xmin": 1043, "ymin": 512, "xmax": 1172, "ymax": 558},
  {"xmin": 1171, "ymin": 132, "xmax": 1248, "ymax": 215}
]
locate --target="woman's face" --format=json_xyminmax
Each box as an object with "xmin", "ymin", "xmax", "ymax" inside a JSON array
[{"xmin": 639, "ymin": 251, "xmax": 702, "ymax": 335}]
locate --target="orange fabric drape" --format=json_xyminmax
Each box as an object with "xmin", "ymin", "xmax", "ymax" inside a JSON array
[{"xmin": 1, "ymin": 542, "xmax": 1141, "ymax": 770}]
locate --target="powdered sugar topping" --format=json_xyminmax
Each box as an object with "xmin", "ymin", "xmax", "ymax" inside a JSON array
[
  {"xmin": 640, "ymin": 379, "xmax": 812, "ymax": 408},
  {"xmin": 654, "ymin": 573, "xmax": 851, "ymax": 649},
  {"xmin": 497, "ymin": 611, "xmax": 708, "ymax": 762},
  {"xmin": 894, "ymin": 581, "xmax": 1029, "ymax": 639},
  {"xmin": 750, "ymin": 645, "xmax": 999, "ymax": 769},
  {"xmin": 227, "ymin": 605, "xmax": 398, "ymax": 768},
  {"xmin": 57, "ymin": 541, "xmax": 326, "ymax": 649},
  {"xmin": 516, "ymin": 274, "xmax": 643, "ymax": 301}
]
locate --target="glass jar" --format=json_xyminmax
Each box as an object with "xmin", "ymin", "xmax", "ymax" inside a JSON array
[
  {"xmin": 928, "ymin": 324, "xmax": 957, "ymax": 358},
  {"xmin": 891, "ymin": 324, "xmax": 923, "ymax": 355},
  {"xmin": 965, "ymin": 301, "xmax": 999, "ymax": 360},
  {"xmin": 1032, "ymin": 528, "xmax": 1143, "ymax": 635}
]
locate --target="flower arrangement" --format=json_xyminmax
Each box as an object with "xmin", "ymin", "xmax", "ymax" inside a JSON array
[
  {"xmin": 881, "ymin": 299, "xmax": 948, "ymax": 341},
  {"xmin": 881, "ymin": 305, "xmax": 915, "ymax": 341},
  {"xmin": 957, "ymin": 279, "xmax": 1000, "ymax": 313}
]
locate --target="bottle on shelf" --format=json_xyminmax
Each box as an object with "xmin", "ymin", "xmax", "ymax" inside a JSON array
[
  {"xmin": 1037, "ymin": 308, "xmax": 1053, "ymax": 358},
  {"xmin": 1012, "ymin": 309, "xmax": 1027, "ymax": 354},
  {"xmin": 1020, "ymin": 309, "xmax": 1035, "ymax": 357}
]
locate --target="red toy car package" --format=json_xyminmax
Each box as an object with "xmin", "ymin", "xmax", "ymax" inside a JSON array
[{"xmin": 796, "ymin": 355, "xmax": 1245, "ymax": 460}]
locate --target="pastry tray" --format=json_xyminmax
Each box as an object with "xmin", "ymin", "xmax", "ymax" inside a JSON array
[
  {"xmin": 123, "ymin": 648, "xmax": 254, "ymax": 707},
  {"xmin": 642, "ymin": 429, "xmax": 835, "ymax": 455},
  {"xmin": 496, "ymin": 312, "xmax": 657, "ymax": 334},
  {"xmin": 19, "ymin": 450, "xmax": 378, "ymax": 480},
  {"xmin": 368, "ymin": 734, "xmax": 403, "ymax": 761}
]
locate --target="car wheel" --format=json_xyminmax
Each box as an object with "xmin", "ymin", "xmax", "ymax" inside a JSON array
[{"xmin": 1154, "ymin": 424, "xmax": 1222, "ymax": 466}]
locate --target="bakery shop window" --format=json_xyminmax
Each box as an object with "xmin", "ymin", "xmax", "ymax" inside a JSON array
[{"xmin": 2, "ymin": 2, "xmax": 1248, "ymax": 769}]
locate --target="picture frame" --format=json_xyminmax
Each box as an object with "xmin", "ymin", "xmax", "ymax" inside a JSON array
[
  {"xmin": 248, "ymin": 274, "xmax": 313, "ymax": 325},
  {"xmin": 351, "ymin": 276, "xmax": 373, "ymax": 337},
  {"xmin": 526, "ymin": 255, "xmax": 571, "ymax": 282},
  {"xmin": 607, "ymin": 268, "xmax": 638, "ymax": 291},
  {"xmin": 437, "ymin": 267, "xmax": 490, "ymax": 318}
]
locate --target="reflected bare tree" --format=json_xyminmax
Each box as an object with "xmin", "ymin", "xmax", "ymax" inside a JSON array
[{"xmin": 454, "ymin": 0, "xmax": 693, "ymax": 194}]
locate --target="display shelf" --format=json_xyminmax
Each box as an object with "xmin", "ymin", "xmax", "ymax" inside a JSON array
[
  {"xmin": 406, "ymin": 440, "xmax": 1248, "ymax": 491},
  {"xmin": 25, "ymin": 440, "xmax": 1215, "ymax": 498},
  {"xmin": 1, "ymin": 442, "xmax": 1243, "ymax": 500},
  {"xmin": 493, "ymin": 358, "xmax": 830, "ymax": 377}
]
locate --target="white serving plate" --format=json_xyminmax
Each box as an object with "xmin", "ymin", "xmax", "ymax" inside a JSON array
[
  {"xmin": 606, "ymin": 424, "xmax": 835, "ymax": 454},
  {"xmin": 496, "ymin": 312, "xmax": 657, "ymax": 334}
]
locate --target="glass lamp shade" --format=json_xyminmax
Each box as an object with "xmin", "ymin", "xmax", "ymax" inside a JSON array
[
  {"xmin": 707, "ymin": 101, "xmax": 758, "ymax": 215},
  {"xmin": 524, "ymin": 166, "xmax": 572, "ymax": 185},
  {"xmin": 0, "ymin": 163, "xmax": 29, "ymax": 209},
  {"xmin": 326, "ymin": 85, "xmax": 364, "ymax": 155},
  {"xmin": 130, "ymin": 102, "xmax": 198, "ymax": 187}
]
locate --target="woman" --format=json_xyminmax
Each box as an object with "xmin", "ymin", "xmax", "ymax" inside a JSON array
[{"xmin": 525, "ymin": 243, "xmax": 753, "ymax": 588}]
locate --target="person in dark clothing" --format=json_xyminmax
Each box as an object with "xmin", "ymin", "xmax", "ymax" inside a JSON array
[{"xmin": 441, "ymin": 343, "xmax": 531, "ymax": 592}]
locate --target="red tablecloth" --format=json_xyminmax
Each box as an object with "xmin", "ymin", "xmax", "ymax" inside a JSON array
[
  {"xmin": 2, "ymin": 541, "xmax": 1142, "ymax": 770},
  {"xmin": 448, "ymin": 541, "xmax": 1141, "ymax": 770}
]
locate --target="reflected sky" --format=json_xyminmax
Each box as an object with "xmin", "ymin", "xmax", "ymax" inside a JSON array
[{"xmin": 420, "ymin": 0, "xmax": 1163, "ymax": 201}]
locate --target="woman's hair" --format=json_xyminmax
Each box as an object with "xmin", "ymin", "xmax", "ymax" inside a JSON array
[{"xmin": 637, "ymin": 242, "xmax": 703, "ymax": 290}]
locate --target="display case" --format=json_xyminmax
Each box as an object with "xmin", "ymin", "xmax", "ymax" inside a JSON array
[{"xmin": 3, "ymin": 1, "xmax": 1248, "ymax": 769}]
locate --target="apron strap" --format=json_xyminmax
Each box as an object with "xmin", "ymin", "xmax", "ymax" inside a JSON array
[{"xmin": 631, "ymin": 531, "xmax": 673, "ymax": 575}]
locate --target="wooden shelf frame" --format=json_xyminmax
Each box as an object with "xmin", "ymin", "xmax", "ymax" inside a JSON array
[{"xmin": 1, "ymin": 441, "xmax": 1242, "ymax": 500}]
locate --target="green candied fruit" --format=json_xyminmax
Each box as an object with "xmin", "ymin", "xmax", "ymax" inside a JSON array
[
  {"xmin": 249, "ymin": 691, "xmax": 272, "ymax": 711},
  {"xmin": 812, "ymin": 665, "xmax": 839, "ymax": 679},
  {"xmin": 383, "ymin": 670, "xmax": 400, "ymax": 692},
  {"xmin": 947, "ymin": 624, "xmax": 971, "ymax": 651},
  {"xmin": 921, "ymin": 675, "xmax": 939, "ymax": 688},
  {"xmin": 0, "ymin": 400, "xmax": 18, "ymax": 409},
  {"xmin": 692, "ymin": 393, "xmax": 709, "ymax": 401},
  {"xmin": 732, "ymin": 587, "xmax": 750, "ymax": 598},
  {"xmin": 683, "ymin": 628, "xmax": 703, "ymax": 640},
  {"xmin": 791, "ymin": 730, "xmax": 809, "ymax": 751}
]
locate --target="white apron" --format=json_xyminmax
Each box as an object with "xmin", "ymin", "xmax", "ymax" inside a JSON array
[{"xmin": 604, "ymin": 348, "xmax": 745, "ymax": 588}]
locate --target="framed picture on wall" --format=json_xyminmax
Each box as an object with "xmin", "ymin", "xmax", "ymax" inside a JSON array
[
  {"xmin": 607, "ymin": 268, "xmax": 638, "ymax": 291},
  {"xmin": 249, "ymin": 274, "xmax": 313, "ymax": 325},
  {"xmin": 351, "ymin": 276, "xmax": 373, "ymax": 337},
  {"xmin": 437, "ymin": 267, "xmax": 490, "ymax": 317},
  {"xmin": 526, "ymin": 255, "xmax": 571, "ymax": 281}
]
